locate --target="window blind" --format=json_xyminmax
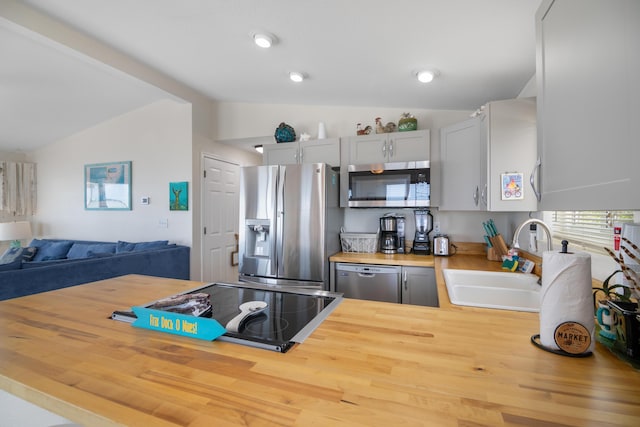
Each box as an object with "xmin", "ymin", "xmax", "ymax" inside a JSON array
[{"xmin": 551, "ymin": 211, "xmax": 634, "ymax": 253}]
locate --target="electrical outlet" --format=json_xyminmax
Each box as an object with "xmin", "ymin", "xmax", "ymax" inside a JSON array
[{"xmin": 434, "ymin": 222, "xmax": 441, "ymax": 234}]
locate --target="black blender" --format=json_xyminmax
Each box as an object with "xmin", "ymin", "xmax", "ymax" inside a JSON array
[{"xmin": 412, "ymin": 209, "xmax": 433, "ymax": 255}]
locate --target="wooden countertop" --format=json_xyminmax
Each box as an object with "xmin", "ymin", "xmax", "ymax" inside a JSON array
[
  {"xmin": 329, "ymin": 251, "xmax": 435, "ymax": 267},
  {"xmin": 1, "ymin": 274, "xmax": 639, "ymax": 426}
]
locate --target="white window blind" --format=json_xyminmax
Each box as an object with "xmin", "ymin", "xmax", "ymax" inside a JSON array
[{"xmin": 551, "ymin": 211, "xmax": 634, "ymax": 253}]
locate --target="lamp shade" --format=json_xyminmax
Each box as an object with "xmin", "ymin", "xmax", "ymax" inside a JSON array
[{"xmin": 0, "ymin": 221, "xmax": 33, "ymax": 242}]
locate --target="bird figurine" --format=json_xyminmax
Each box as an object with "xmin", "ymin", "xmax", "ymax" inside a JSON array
[
  {"xmin": 376, "ymin": 117, "xmax": 397, "ymax": 133},
  {"xmin": 384, "ymin": 122, "xmax": 397, "ymax": 133},
  {"xmin": 357, "ymin": 123, "xmax": 373, "ymax": 135}
]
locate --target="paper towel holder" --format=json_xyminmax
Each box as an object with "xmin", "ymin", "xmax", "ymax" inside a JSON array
[
  {"xmin": 531, "ymin": 239, "xmax": 593, "ymax": 357},
  {"xmin": 530, "ymin": 334, "xmax": 592, "ymax": 358}
]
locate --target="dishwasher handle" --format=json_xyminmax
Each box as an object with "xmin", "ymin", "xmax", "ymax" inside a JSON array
[{"xmin": 357, "ymin": 272, "xmax": 376, "ymax": 278}]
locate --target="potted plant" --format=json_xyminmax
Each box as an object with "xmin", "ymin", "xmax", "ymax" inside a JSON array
[{"xmin": 592, "ymin": 269, "xmax": 632, "ymax": 310}]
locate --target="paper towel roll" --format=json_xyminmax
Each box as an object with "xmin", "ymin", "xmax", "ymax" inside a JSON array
[{"xmin": 540, "ymin": 250, "xmax": 594, "ymax": 354}]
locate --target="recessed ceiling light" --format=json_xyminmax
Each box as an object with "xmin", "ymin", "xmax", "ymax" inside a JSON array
[
  {"xmin": 253, "ymin": 33, "xmax": 274, "ymax": 48},
  {"xmin": 289, "ymin": 71, "xmax": 305, "ymax": 83},
  {"xmin": 417, "ymin": 70, "xmax": 436, "ymax": 83}
]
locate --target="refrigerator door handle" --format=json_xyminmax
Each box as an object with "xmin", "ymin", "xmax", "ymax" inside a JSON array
[{"xmin": 275, "ymin": 166, "xmax": 285, "ymax": 276}]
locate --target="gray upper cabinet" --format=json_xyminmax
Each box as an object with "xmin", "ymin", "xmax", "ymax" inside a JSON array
[
  {"xmin": 439, "ymin": 116, "xmax": 485, "ymax": 210},
  {"xmin": 535, "ymin": 0, "xmax": 640, "ymax": 210},
  {"xmin": 263, "ymin": 138, "xmax": 341, "ymax": 166},
  {"xmin": 347, "ymin": 130, "xmax": 430, "ymax": 165},
  {"xmin": 440, "ymin": 98, "xmax": 537, "ymax": 212}
]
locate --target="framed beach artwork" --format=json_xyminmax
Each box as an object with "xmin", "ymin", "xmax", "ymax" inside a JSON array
[
  {"xmin": 85, "ymin": 161, "xmax": 132, "ymax": 210},
  {"xmin": 170, "ymin": 181, "xmax": 188, "ymax": 211}
]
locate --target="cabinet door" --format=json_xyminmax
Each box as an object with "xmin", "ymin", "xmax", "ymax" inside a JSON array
[
  {"xmin": 484, "ymin": 98, "xmax": 537, "ymax": 211},
  {"xmin": 348, "ymin": 134, "xmax": 387, "ymax": 164},
  {"xmin": 263, "ymin": 143, "xmax": 299, "ymax": 165},
  {"xmin": 536, "ymin": 0, "xmax": 640, "ymax": 209},
  {"xmin": 388, "ymin": 130, "xmax": 430, "ymax": 162},
  {"xmin": 401, "ymin": 266, "xmax": 438, "ymax": 307},
  {"xmin": 348, "ymin": 130, "xmax": 430, "ymax": 165},
  {"xmin": 299, "ymin": 138, "xmax": 340, "ymax": 166},
  {"xmin": 440, "ymin": 117, "xmax": 484, "ymax": 210}
]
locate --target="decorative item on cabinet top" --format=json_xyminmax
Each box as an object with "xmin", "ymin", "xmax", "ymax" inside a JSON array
[
  {"xmin": 375, "ymin": 117, "xmax": 397, "ymax": 134},
  {"xmin": 274, "ymin": 122, "xmax": 296, "ymax": 143},
  {"xmin": 398, "ymin": 112, "xmax": 417, "ymax": 132},
  {"xmin": 356, "ymin": 123, "xmax": 373, "ymax": 135}
]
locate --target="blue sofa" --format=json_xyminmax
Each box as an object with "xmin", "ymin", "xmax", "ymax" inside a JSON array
[{"xmin": 0, "ymin": 239, "xmax": 190, "ymax": 301}]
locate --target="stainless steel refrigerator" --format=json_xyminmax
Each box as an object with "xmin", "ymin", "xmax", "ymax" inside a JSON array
[{"xmin": 239, "ymin": 163, "xmax": 343, "ymax": 290}]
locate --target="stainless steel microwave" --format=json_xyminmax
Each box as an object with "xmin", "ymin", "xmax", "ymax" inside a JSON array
[{"xmin": 347, "ymin": 161, "xmax": 430, "ymax": 207}]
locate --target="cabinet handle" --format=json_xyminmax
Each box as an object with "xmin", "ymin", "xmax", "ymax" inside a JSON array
[
  {"xmin": 481, "ymin": 184, "xmax": 487, "ymax": 206},
  {"xmin": 389, "ymin": 139, "xmax": 394, "ymax": 157},
  {"xmin": 473, "ymin": 186, "xmax": 479, "ymax": 206},
  {"xmin": 403, "ymin": 270, "xmax": 407, "ymax": 291},
  {"xmin": 382, "ymin": 141, "xmax": 387, "ymax": 156},
  {"xmin": 530, "ymin": 157, "xmax": 541, "ymax": 202}
]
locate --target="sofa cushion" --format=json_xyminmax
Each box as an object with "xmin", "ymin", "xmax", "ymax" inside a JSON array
[
  {"xmin": 67, "ymin": 242, "xmax": 116, "ymax": 259},
  {"xmin": 116, "ymin": 240, "xmax": 169, "ymax": 253},
  {"xmin": 30, "ymin": 239, "xmax": 74, "ymax": 262}
]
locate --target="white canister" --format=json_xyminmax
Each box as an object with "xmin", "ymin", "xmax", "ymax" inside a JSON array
[{"xmin": 317, "ymin": 122, "xmax": 327, "ymax": 139}]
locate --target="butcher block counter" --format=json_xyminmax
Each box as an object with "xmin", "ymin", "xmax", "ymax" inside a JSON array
[{"xmin": 1, "ymin": 274, "xmax": 639, "ymax": 426}]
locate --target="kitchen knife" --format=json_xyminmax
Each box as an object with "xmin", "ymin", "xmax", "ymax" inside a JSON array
[
  {"xmin": 482, "ymin": 222, "xmax": 493, "ymax": 237},
  {"xmin": 488, "ymin": 219, "xmax": 499, "ymax": 236}
]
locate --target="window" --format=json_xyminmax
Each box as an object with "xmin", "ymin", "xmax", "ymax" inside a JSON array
[
  {"xmin": 0, "ymin": 161, "xmax": 37, "ymax": 216},
  {"xmin": 550, "ymin": 211, "xmax": 635, "ymax": 253}
]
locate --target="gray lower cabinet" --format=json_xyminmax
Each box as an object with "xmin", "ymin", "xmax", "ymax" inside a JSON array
[{"xmin": 401, "ymin": 266, "xmax": 438, "ymax": 307}]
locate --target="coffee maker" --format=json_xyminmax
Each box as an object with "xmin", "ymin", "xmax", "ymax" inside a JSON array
[
  {"xmin": 412, "ymin": 209, "xmax": 433, "ymax": 255},
  {"xmin": 379, "ymin": 214, "xmax": 398, "ymax": 254}
]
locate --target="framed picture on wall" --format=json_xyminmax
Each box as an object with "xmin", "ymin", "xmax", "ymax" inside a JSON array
[
  {"xmin": 170, "ymin": 181, "xmax": 188, "ymax": 211},
  {"xmin": 85, "ymin": 161, "xmax": 132, "ymax": 210}
]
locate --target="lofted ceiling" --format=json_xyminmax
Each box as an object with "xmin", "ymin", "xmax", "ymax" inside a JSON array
[{"xmin": 1, "ymin": 0, "xmax": 542, "ymax": 153}]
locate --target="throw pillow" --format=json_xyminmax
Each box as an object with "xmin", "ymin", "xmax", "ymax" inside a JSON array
[
  {"xmin": 67, "ymin": 243, "xmax": 116, "ymax": 259},
  {"xmin": 31, "ymin": 240, "xmax": 74, "ymax": 262},
  {"xmin": 0, "ymin": 247, "xmax": 25, "ymax": 271},
  {"xmin": 21, "ymin": 246, "xmax": 37, "ymax": 261},
  {"xmin": 116, "ymin": 240, "xmax": 169, "ymax": 253}
]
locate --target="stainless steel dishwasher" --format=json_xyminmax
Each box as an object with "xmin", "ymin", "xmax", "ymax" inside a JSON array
[{"xmin": 335, "ymin": 263, "xmax": 401, "ymax": 303}]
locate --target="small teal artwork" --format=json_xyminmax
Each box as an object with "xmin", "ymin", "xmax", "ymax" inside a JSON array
[{"xmin": 170, "ymin": 181, "xmax": 188, "ymax": 211}]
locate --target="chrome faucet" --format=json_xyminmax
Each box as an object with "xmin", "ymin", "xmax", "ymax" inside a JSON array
[{"xmin": 512, "ymin": 218, "xmax": 553, "ymax": 252}]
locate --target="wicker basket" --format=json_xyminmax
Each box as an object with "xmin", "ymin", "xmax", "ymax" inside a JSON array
[{"xmin": 340, "ymin": 232, "xmax": 379, "ymax": 253}]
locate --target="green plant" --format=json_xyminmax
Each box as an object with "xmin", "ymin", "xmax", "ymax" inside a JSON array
[{"xmin": 592, "ymin": 269, "xmax": 632, "ymax": 309}]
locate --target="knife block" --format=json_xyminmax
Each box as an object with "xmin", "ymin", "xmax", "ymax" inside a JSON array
[
  {"xmin": 487, "ymin": 247, "xmax": 501, "ymax": 261},
  {"xmin": 488, "ymin": 234, "xmax": 509, "ymax": 260}
]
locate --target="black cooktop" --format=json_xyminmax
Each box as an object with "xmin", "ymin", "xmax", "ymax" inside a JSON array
[{"xmin": 122, "ymin": 282, "xmax": 342, "ymax": 353}]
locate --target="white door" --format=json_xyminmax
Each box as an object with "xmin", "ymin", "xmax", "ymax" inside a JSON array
[{"xmin": 202, "ymin": 156, "xmax": 240, "ymax": 283}]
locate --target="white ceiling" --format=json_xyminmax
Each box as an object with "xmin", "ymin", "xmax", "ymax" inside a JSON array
[{"xmin": 1, "ymin": 0, "xmax": 542, "ymax": 153}]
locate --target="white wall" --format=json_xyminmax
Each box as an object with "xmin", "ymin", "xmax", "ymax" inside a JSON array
[{"xmin": 27, "ymin": 99, "xmax": 193, "ymax": 245}]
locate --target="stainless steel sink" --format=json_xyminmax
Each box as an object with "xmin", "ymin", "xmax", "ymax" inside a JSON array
[{"xmin": 442, "ymin": 269, "xmax": 540, "ymax": 312}]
